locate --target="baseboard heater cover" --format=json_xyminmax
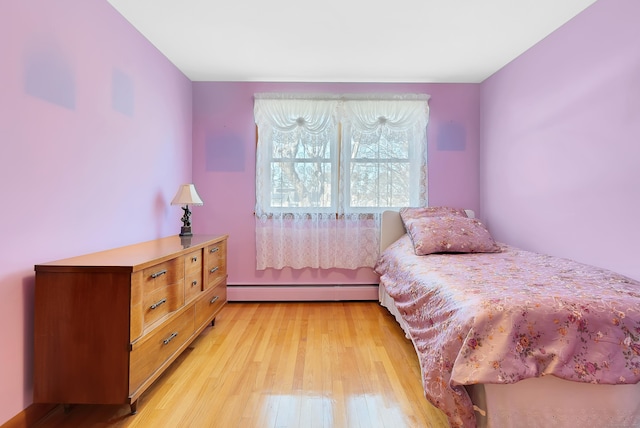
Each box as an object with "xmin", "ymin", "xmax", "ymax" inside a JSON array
[{"xmin": 227, "ymin": 284, "xmax": 379, "ymax": 302}]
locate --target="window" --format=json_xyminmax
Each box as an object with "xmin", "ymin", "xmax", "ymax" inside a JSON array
[
  {"xmin": 255, "ymin": 98, "xmax": 340, "ymax": 214},
  {"xmin": 341, "ymin": 98, "xmax": 428, "ymax": 213},
  {"xmin": 254, "ymin": 94, "xmax": 429, "ymax": 270},
  {"xmin": 347, "ymin": 130, "xmax": 412, "ymax": 209},
  {"xmin": 269, "ymin": 132, "xmax": 334, "ymax": 210}
]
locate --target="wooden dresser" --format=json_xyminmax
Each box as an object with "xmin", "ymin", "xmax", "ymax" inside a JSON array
[{"xmin": 33, "ymin": 234, "xmax": 228, "ymax": 414}]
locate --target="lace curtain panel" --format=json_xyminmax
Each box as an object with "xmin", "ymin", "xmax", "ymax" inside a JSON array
[{"xmin": 254, "ymin": 93, "xmax": 429, "ymax": 270}]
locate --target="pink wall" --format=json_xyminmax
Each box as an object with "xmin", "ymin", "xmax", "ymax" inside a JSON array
[
  {"xmin": 0, "ymin": 1, "xmax": 193, "ymax": 424},
  {"xmin": 192, "ymin": 82, "xmax": 481, "ymax": 290},
  {"xmin": 480, "ymin": 0, "xmax": 640, "ymax": 280}
]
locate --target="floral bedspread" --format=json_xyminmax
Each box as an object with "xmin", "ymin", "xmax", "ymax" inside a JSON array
[{"xmin": 375, "ymin": 235, "xmax": 640, "ymax": 428}]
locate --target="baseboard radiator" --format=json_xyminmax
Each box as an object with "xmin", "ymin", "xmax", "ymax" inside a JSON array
[{"xmin": 227, "ymin": 284, "xmax": 379, "ymax": 302}]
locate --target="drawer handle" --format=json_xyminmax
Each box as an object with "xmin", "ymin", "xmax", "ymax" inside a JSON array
[
  {"xmin": 191, "ymin": 256, "xmax": 198, "ymax": 262},
  {"xmin": 163, "ymin": 332, "xmax": 178, "ymax": 345},
  {"xmin": 150, "ymin": 298, "xmax": 167, "ymax": 309},
  {"xmin": 210, "ymin": 296, "xmax": 219, "ymax": 304},
  {"xmin": 191, "ymin": 280, "xmax": 198, "ymax": 287},
  {"xmin": 150, "ymin": 269, "xmax": 167, "ymax": 279},
  {"xmin": 210, "ymin": 266, "xmax": 219, "ymax": 274},
  {"xmin": 210, "ymin": 247, "xmax": 219, "ymax": 254}
]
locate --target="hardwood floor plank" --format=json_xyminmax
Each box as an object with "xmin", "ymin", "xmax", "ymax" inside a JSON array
[{"xmin": 33, "ymin": 302, "xmax": 449, "ymax": 428}]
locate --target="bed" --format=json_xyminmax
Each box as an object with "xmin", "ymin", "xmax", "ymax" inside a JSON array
[{"xmin": 376, "ymin": 208, "xmax": 640, "ymax": 428}]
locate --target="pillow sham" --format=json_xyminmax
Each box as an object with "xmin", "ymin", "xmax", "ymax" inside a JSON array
[{"xmin": 404, "ymin": 215, "xmax": 501, "ymax": 255}]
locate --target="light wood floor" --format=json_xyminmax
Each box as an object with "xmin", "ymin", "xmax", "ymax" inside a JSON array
[{"xmin": 34, "ymin": 302, "xmax": 449, "ymax": 428}]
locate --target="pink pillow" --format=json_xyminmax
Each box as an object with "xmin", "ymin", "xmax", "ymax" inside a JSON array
[
  {"xmin": 399, "ymin": 206, "xmax": 467, "ymax": 224},
  {"xmin": 404, "ymin": 215, "xmax": 501, "ymax": 255}
]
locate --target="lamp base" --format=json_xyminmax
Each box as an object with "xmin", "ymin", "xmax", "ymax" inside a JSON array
[{"xmin": 179, "ymin": 226, "xmax": 193, "ymax": 236}]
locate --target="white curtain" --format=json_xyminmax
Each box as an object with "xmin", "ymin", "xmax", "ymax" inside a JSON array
[
  {"xmin": 341, "ymin": 96, "xmax": 429, "ymax": 211},
  {"xmin": 255, "ymin": 95, "xmax": 342, "ymax": 269},
  {"xmin": 254, "ymin": 93, "xmax": 429, "ymax": 270}
]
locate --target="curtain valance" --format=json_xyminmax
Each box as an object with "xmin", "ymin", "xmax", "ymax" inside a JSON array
[{"xmin": 254, "ymin": 98, "xmax": 339, "ymax": 134}]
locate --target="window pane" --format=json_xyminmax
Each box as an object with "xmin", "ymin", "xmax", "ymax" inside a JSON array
[
  {"xmin": 349, "ymin": 132, "xmax": 412, "ymax": 209},
  {"xmin": 351, "ymin": 133, "xmax": 409, "ymax": 160},
  {"xmin": 380, "ymin": 136, "xmax": 409, "ymax": 159},
  {"xmin": 270, "ymin": 161, "xmax": 332, "ymax": 208},
  {"xmin": 269, "ymin": 128, "xmax": 334, "ymax": 209},
  {"xmin": 350, "ymin": 162, "xmax": 410, "ymax": 208}
]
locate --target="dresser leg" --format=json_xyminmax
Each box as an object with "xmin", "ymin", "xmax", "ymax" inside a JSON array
[{"xmin": 130, "ymin": 401, "xmax": 138, "ymax": 415}]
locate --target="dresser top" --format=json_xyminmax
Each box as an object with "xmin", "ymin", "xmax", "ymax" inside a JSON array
[{"xmin": 35, "ymin": 234, "xmax": 228, "ymax": 273}]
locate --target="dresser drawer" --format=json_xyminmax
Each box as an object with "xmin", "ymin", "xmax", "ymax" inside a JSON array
[
  {"xmin": 143, "ymin": 282, "xmax": 184, "ymax": 327},
  {"xmin": 142, "ymin": 258, "xmax": 185, "ymax": 294},
  {"xmin": 205, "ymin": 240, "xmax": 226, "ymax": 289},
  {"xmin": 184, "ymin": 250, "xmax": 202, "ymax": 277},
  {"xmin": 130, "ymin": 305, "xmax": 195, "ymax": 393},
  {"xmin": 195, "ymin": 282, "xmax": 226, "ymax": 328},
  {"xmin": 184, "ymin": 250, "xmax": 203, "ymax": 302},
  {"xmin": 185, "ymin": 272, "xmax": 202, "ymax": 302}
]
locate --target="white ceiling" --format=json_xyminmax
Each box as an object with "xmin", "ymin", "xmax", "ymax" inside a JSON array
[{"xmin": 107, "ymin": 0, "xmax": 598, "ymax": 83}]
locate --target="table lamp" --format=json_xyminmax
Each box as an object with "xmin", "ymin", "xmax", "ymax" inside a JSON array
[{"xmin": 171, "ymin": 184, "xmax": 204, "ymax": 236}]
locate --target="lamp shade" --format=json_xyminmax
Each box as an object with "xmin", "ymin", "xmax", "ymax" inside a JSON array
[{"xmin": 171, "ymin": 184, "xmax": 204, "ymax": 206}]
